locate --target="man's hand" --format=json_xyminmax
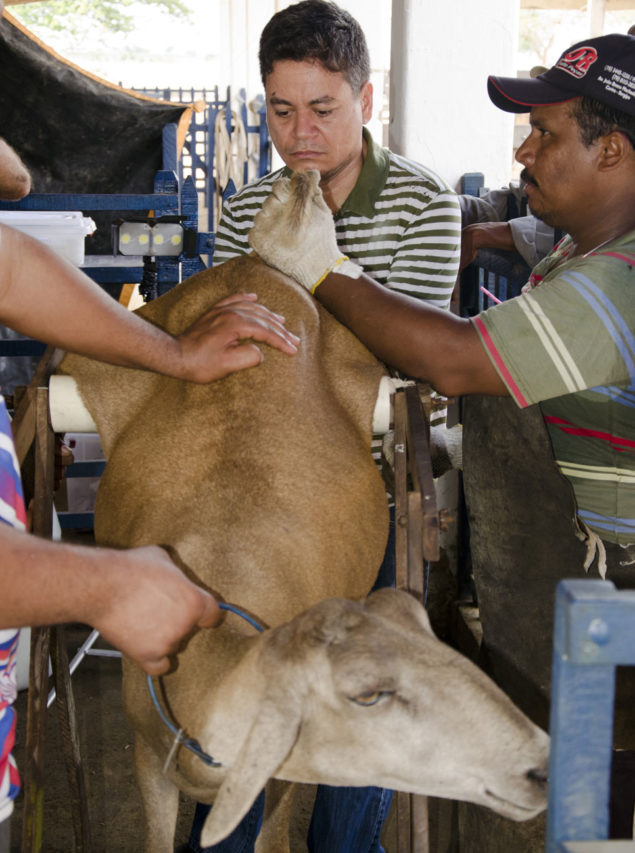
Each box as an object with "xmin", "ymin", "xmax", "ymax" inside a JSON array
[
  {"xmin": 0, "ymin": 138, "xmax": 31, "ymax": 201},
  {"xmin": 91, "ymin": 545, "xmax": 222, "ymax": 675},
  {"xmin": 174, "ymin": 293, "xmax": 300, "ymax": 383},
  {"xmin": 460, "ymin": 222, "xmax": 515, "ymax": 271},
  {"xmin": 249, "ymin": 170, "xmax": 358, "ymax": 293}
]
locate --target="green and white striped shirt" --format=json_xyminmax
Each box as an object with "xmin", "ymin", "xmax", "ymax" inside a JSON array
[{"xmin": 213, "ymin": 128, "xmax": 461, "ymax": 307}]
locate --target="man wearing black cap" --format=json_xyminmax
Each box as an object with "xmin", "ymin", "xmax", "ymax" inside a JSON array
[
  {"xmin": 250, "ymin": 32, "xmax": 635, "ymax": 836},
  {"xmin": 252, "ymin": 31, "xmax": 635, "ymax": 561}
]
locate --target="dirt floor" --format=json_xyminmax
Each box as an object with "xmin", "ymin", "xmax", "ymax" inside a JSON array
[{"xmin": 10, "ymin": 623, "xmax": 196, "ymax": 852}]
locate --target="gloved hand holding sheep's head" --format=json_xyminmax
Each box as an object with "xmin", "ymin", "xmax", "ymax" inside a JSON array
[{"xmin": 248, "ymin": 170, "xmax": 363, "ymax": 293}]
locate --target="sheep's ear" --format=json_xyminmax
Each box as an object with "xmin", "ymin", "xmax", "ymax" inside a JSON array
[
  {"xmin": 365, "ymin": 587, "xmax": 433, "ymax": 634},
  {"xmin": 201, "ymin": 605, "xmax": 344, "ymax": 846},
  {"xmin": 200, "ymin": 694, "xmax": 300, "ymax": 846}
]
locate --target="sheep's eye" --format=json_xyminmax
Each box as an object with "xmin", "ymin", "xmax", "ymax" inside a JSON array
[{"xmin": 350, "ymin": 690, "xmax": 392, "ymax": 707}]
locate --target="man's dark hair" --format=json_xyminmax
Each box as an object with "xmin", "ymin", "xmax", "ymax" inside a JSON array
[
  {"xmin": 259, "ymin": 0, "xmax": 370, "ymax": 93},
  {"xmin": 572, "ymin": 96, "xmax": 635, "ymax": 149}
]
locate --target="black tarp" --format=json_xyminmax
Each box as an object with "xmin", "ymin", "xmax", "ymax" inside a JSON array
[{"xmin": 0, "ymin": 10, "xmax": 192, "ymax": 251}]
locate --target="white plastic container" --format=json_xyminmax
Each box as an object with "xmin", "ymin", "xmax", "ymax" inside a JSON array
[
  {"xmin": 64, "ymin": 432, "xmax": 105, "ymax": 514},
  {"xmin": 0, "ymin": 210, "xmax": 96, "ymax": 266}
]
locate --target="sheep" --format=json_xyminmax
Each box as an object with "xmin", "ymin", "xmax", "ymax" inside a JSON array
[{"xmin": 60, "ymin": 238, "xmax": 548, "ymax": 853}]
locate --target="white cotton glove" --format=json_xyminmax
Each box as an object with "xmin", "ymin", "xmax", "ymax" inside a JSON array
[{"xmin": 248, "ymin": 169, "xmax": 362, "ymax": 294}]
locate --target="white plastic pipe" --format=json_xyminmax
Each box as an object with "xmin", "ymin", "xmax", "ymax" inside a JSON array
[
  {"xmin": 49, "ymin": 372, "xmax": 403, "ymax": 436},
  {"xmin": 372, "ymin": 376, "xmax": 413, "ymax": 434},
  {"xmin": 48, "ymin": 375, "xmax": 97, "ymax": 433}
]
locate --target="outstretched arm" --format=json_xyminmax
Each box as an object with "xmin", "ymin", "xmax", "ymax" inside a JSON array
[
  {"xmin": 0, "ymin": 524, "xmax": 220, "ymax": 675},
  {"xmin": 249, "ymin": 171, "xmax": 506, "ymax": 398},
  {"xmin": 460, "ymin": 222, "xmax": 515, "ymax": 271},
  {"xmin": 0, "ymin": 225, "xmax": 299, "ymax": 383},
  {"xmin": 315, "ymin": 270, "xmax": 505, "ymax": 397}
]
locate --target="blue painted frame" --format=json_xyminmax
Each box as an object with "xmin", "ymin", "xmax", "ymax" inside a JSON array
[{"xmin": 548, "ymin": 580, "xmax": 635, "ymax": 852}]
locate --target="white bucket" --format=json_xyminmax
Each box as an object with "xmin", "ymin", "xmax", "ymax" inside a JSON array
[{"xmin": 0, "ymin": 210, "xmax": 96, "ymax": 266}]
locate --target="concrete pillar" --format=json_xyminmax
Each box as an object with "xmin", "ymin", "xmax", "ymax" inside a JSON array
[
  {"xmin": 588, "ymin": 0, "xmax": 606, "ymax": 37},
  {"xmin": 389, "ymin": 0, "xmax": 520, "ymax": 190}
]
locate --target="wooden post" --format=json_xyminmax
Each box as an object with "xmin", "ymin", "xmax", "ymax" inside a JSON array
[
  {"xmin": 392, "ymin": 384, "xmax": 439, "ymax": 853},
  {"xmin": 49, "ymin": 626, "xmax": 92, "ymax": 852},
  {"xmin": 20, "ymin": 388, "xmax": 55, "ymax": 853},
  {"xmin": 16, "ymin": 385, "xmax": 92, "ymax": 852}
]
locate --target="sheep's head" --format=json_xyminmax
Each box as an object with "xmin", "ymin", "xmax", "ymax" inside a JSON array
[{"xmin": 200, "ymin": 588, "xmax": 549, "ymax": 847}]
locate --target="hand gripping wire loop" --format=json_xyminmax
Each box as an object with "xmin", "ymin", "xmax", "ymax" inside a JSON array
[{"xmin": 147, "ymin": 601, "xmax": 265, "ymax": 770}]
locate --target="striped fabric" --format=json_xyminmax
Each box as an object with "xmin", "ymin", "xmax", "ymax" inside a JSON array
[
  {"xmin": 472, "ymin": 230, "xmax": 635, "ymax": 545},
  {"xmin": 213, "ymin": 128, "xmax": 461, "ymax": 306},
  {"xmin": 0, "ymin": 395, "xmax": 25, "ymax": 823}
]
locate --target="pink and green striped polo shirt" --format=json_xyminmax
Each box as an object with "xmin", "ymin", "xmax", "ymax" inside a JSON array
[{"xmin": 472, "ymin": 230, "xmax": 635, "ymax": 545}]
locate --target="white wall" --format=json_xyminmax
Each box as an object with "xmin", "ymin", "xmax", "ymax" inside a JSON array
[{"xmin": 389, "ymin": 0, "xmax": 520, "ymax": 191}]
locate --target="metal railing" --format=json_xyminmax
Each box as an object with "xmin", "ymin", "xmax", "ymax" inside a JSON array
[{"xmin": 129, "ymin": 85, "xmax": 271, "ymax": 231}]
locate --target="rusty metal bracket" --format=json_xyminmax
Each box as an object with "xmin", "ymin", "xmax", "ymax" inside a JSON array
[{"xmin": 394, "ymin": 383, "xmax": 439, "ymax": 597}]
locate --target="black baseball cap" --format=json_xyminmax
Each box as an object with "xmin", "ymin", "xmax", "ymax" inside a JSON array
[{"xmin": 488, "ymin": 33, "xmax": 635, "ymax": 117}]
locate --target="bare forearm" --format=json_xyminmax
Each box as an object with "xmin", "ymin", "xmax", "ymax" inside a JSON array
[
  {"xmin": 0, "ymin": 525, "xmax": 126, "ymax": 628},
  {"xmin": 467, "ymin": 221, "xmax": 516, "ymax": 252},
  {"xmin": 0, "ymin": 226, "xmax": 182, "ymax": 371},
  {"xmin": 317, "ymin": 271, "xmax": 507, "ymax": 397},
  {"xmin": 0, "ymin": 226, "xmax": 299, "ymax": 383},
  {"xmin": 460, "ymin": 222, "xmax": 515, "ymax": 271},
  {"xmin": 0, "ymin": 524, "xmax": 220, "ymax": 674}
]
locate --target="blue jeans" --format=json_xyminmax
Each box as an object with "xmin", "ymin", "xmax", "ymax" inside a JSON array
[
  {"xmin": 307, "ymin": 785, "xmax": 393, "ymax": 852},
  {"xmin": 187, "ymin": 511, "xmax": 396, "ymax": 853},
  {"xmin": 187, "ymin": 787, "xmax": 393, "ymax": 853},
  {"xmin": 187, "ymin": 793, "xmax": 264, "ymax": 853}
]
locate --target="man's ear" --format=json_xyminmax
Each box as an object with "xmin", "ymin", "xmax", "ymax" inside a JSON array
[
  {"xmin": 360, "ymin": 81, "xmax": 373, "ymax": 124},
  {"xmin": 598, "ymin": 130, "xmax": 633, "ymax": 171}
]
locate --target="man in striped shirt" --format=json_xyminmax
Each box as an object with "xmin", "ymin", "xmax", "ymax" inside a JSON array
[
  {"xmin": 250, "ymin": 31, "xmax": 635, "ymax": 838},
  {"xmin": 252, "ymin": 30, "xmax": 635, "ymax": 575},
  {"xmin": 212, "ymin": 4, "xmax": 460, "ymax": 307},
  {"xmin": 187, "ymin": 3, "xmax": 459, "ymax": 853},
  {"xmin": 214, "ymin": 133, "xmax": 460, "ymax": 308}
]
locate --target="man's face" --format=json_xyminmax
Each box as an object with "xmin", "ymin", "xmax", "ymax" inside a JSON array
[
  {"xmin": 516, "ymin": 101, "xmax": 603, "ymax": 232},
  {"xmin": 264, "ymin": 59, "xmax": 372, "ymax": 184}
]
